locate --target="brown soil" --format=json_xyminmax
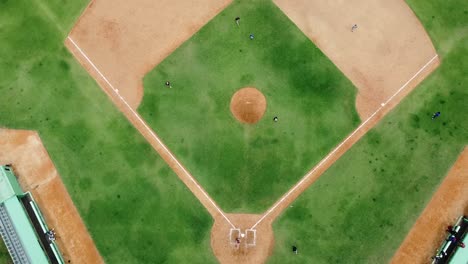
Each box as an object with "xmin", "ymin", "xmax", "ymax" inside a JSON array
[
  {"xmin": 391, "ymin": 147, "xmax": 468, "ymax": 264},
  {"xmin": 0, "ymin": 129, "xmax": 103, "ymax": 263},
  {"xmin": 230, "ymin": 88, "xmax": 267, "ymax": 124},
  {"xmin": 211, "ymin": 214, "xmax": 274, "ymax": 264},
  {"xmin": 273, "ymin": 0, "xmax": 438, "ymax": 120},
  {"xmin": 67, "ymin": 0, "xmax": 232, "ymax": 109}
]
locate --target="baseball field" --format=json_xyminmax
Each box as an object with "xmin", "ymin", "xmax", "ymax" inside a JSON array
[
  {"xmin": 139, "ymin": 0, "xmax": 360, "ymax": 212},
  {"xmin": 0, "ymin": 0, "xmax": 466, "ymax": 263}
]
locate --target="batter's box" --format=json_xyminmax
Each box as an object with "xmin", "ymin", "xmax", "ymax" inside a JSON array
[
  {"xmin": 229, "ymin": 228, "xmax": 241, "ymax": 245},
  {"xmin": 245, "ymin": 229, "xmax": 256, "ymax": 247}
]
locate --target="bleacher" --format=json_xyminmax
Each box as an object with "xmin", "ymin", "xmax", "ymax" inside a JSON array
[
  {"xmin": 0, "ymin": 165, "xmax": 64, "ymax": 264},
  {"xmin": 0, "ymin": 204, "xmax": 30, "ymax": 263}
]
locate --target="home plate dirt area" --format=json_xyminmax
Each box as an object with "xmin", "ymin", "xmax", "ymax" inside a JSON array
[{"xmin": 64, "ymin": 0, "xmax": 442, "ymax": 263}]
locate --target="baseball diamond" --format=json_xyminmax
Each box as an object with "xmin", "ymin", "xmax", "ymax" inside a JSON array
[{"xmin": 0, "ymin": 0, "xmax": 466, "ymax": 263}]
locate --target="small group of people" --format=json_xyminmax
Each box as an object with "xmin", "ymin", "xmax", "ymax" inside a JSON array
[
  {"xmin": 45, "ymin": 228, "xmax": 56, "ymax": 242},
  {"xmin": 446, "ymin": 225, "xmax": 466, "ymax": 248},
  {"xmin": 431, "ymin": 225, "xmax": 466, "ymax": 260}
]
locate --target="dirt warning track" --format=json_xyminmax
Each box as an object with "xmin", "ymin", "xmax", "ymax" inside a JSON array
[
  {"xmin": 391, "ymin": 147, "xmax": 468, "ymax": 264},
  {"xmin": 0, "ymin": 129, "xmax": 103, "ymax": 264}
]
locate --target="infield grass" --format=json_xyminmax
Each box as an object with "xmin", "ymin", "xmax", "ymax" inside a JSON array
[
  {"xmin": 0, "ymin": 1, "xmax": 216, "ymax": 263},
  {"xmin": 140, "ymin": 0, "xmax": 360, "ymax": 213},
  {"xmin": 270, "ymin": 0, "xmax": 468, "ymax": 262}
]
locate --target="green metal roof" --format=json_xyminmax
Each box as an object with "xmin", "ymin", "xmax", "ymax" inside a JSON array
[
  {"xmin": 0, "ymin": 166, "xmax": 23, "ymax": 203},
  {"xmin": 4, "ymin": 197, "xmax": 49, "ymax": 263}
]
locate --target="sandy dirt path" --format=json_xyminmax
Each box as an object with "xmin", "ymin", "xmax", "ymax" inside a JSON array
[
  {"xmin": 391, "ymin": 147, "xmax": 468, "ymax": 264},
  {"xmin": 273, "ymin": 0, "xmax": 437, "ymax": 120},
  {"xmin": 68, "ymin": 0, "xmax": 232, "ymax": 109},
  {"xmin": 0, "ymin": 129, "xmax": 103, "ymax": 264}
]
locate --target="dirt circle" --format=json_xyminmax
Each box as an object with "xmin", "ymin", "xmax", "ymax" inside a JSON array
[{"xmin": 230, "ymin": 87, "xmax": 267, "ymax": 124}]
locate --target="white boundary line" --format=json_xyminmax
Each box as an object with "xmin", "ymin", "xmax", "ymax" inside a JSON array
[
  {"xmin": 245, "ymin": 229, "xmax": 256, "ymax": 247},
  {"xmin": 251, "ymin": 54, "xmax": 439, "ymax": 229},
  {"xmin": 67, "ymin": 36, "xmax": 236, "ymax": 229}
]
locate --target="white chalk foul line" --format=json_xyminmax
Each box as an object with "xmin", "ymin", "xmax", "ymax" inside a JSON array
[
  {"xmin": 251, "ymin": 54, "xmax": 439, "ymax": 229},
  {"xmin": 67, "ymin": 36, "xmax": 236, "ymax": 229}
]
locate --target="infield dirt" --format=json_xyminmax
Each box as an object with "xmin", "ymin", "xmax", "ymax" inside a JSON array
[
  {"xmin": 67, "ymin": 0, "xmax": 232, "ymax": 109},
  {"xmin": 274, "ymin": 0, "xmax": 438, "ymax": 120},
  {"xmin": 211, "ymin": 214, "xmax": 274, "ymax": 264},
  {"xmin": 391, "ymin": 147, "xmax": 468, "ymax": 263},
  {"xmin": 0, "ymin": 129, "xmax": 103, "ymax": 264}
]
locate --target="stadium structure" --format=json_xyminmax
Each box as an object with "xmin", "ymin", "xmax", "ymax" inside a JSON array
[
  {"xmin": 432, "ymin": 215, "xmax": 468, "ymax": 263},
  {"xmin": 0, "ymin": 165, "xmax": 64, "ymax": 264}
]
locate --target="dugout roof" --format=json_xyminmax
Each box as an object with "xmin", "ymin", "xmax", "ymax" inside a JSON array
[{"xmin": 0, "ymin": 166, "xmax": 49, "ymax": 263}]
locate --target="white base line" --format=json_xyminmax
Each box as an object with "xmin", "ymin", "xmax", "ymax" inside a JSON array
[
  {"xmin": 251, "ymin": 54, "xmax": 439, "ymax": 229},
  {"xmin": 67, "ymin": 36, "xmax": 236, "ymax": 229}
]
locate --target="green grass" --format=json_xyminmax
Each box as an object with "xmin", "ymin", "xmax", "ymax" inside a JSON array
[
  {"xmin": 0, "ymin": 240, "xmax": 12, "ymax": 264},
  {"xmin": 140, "ymin": 0, "xmax": 360, "ymax": 213},
  {"xmin": 0, "ymin": 1, "xmax": 216, "ymax": 263},
  {"xmin": 269, "ymin": 0, "xmax": 468, "ymax": 263},
  {"xmin": 1, "ymin": 0, "xmax": 464, "ymax": 263}
]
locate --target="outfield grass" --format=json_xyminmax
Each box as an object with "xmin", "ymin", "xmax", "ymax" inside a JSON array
[
  {"xmin": 0, "ymin": 241, "xmax": 11, "ymax": 264},
  {"xmin": 0, "ymin": 1, "xmax": 216, "ymax": 263},
  {"xmin": 140, "ymin": 0, "xmax": 360, "ymax": 213},
  {"xmin": 269, "ymin": 0, "xmax": 467, "ymax": 263}
]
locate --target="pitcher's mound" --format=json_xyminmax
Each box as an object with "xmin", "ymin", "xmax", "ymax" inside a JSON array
[{"xmin": 230, "ymin": 87, "xmax": 266, "ymax": 124}]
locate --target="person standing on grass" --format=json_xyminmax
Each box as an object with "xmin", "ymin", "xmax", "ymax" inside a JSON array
[
  {"xmin": 235, "ymin": 17, "xmax": 240, "ymax": 26},
  {"xmin": 165, "ymin": 81, "xmax": 172, "ymax": 89},
  {"xmin": 292, "ymin": 245, "xmax": 298, "ymax": 254}
]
